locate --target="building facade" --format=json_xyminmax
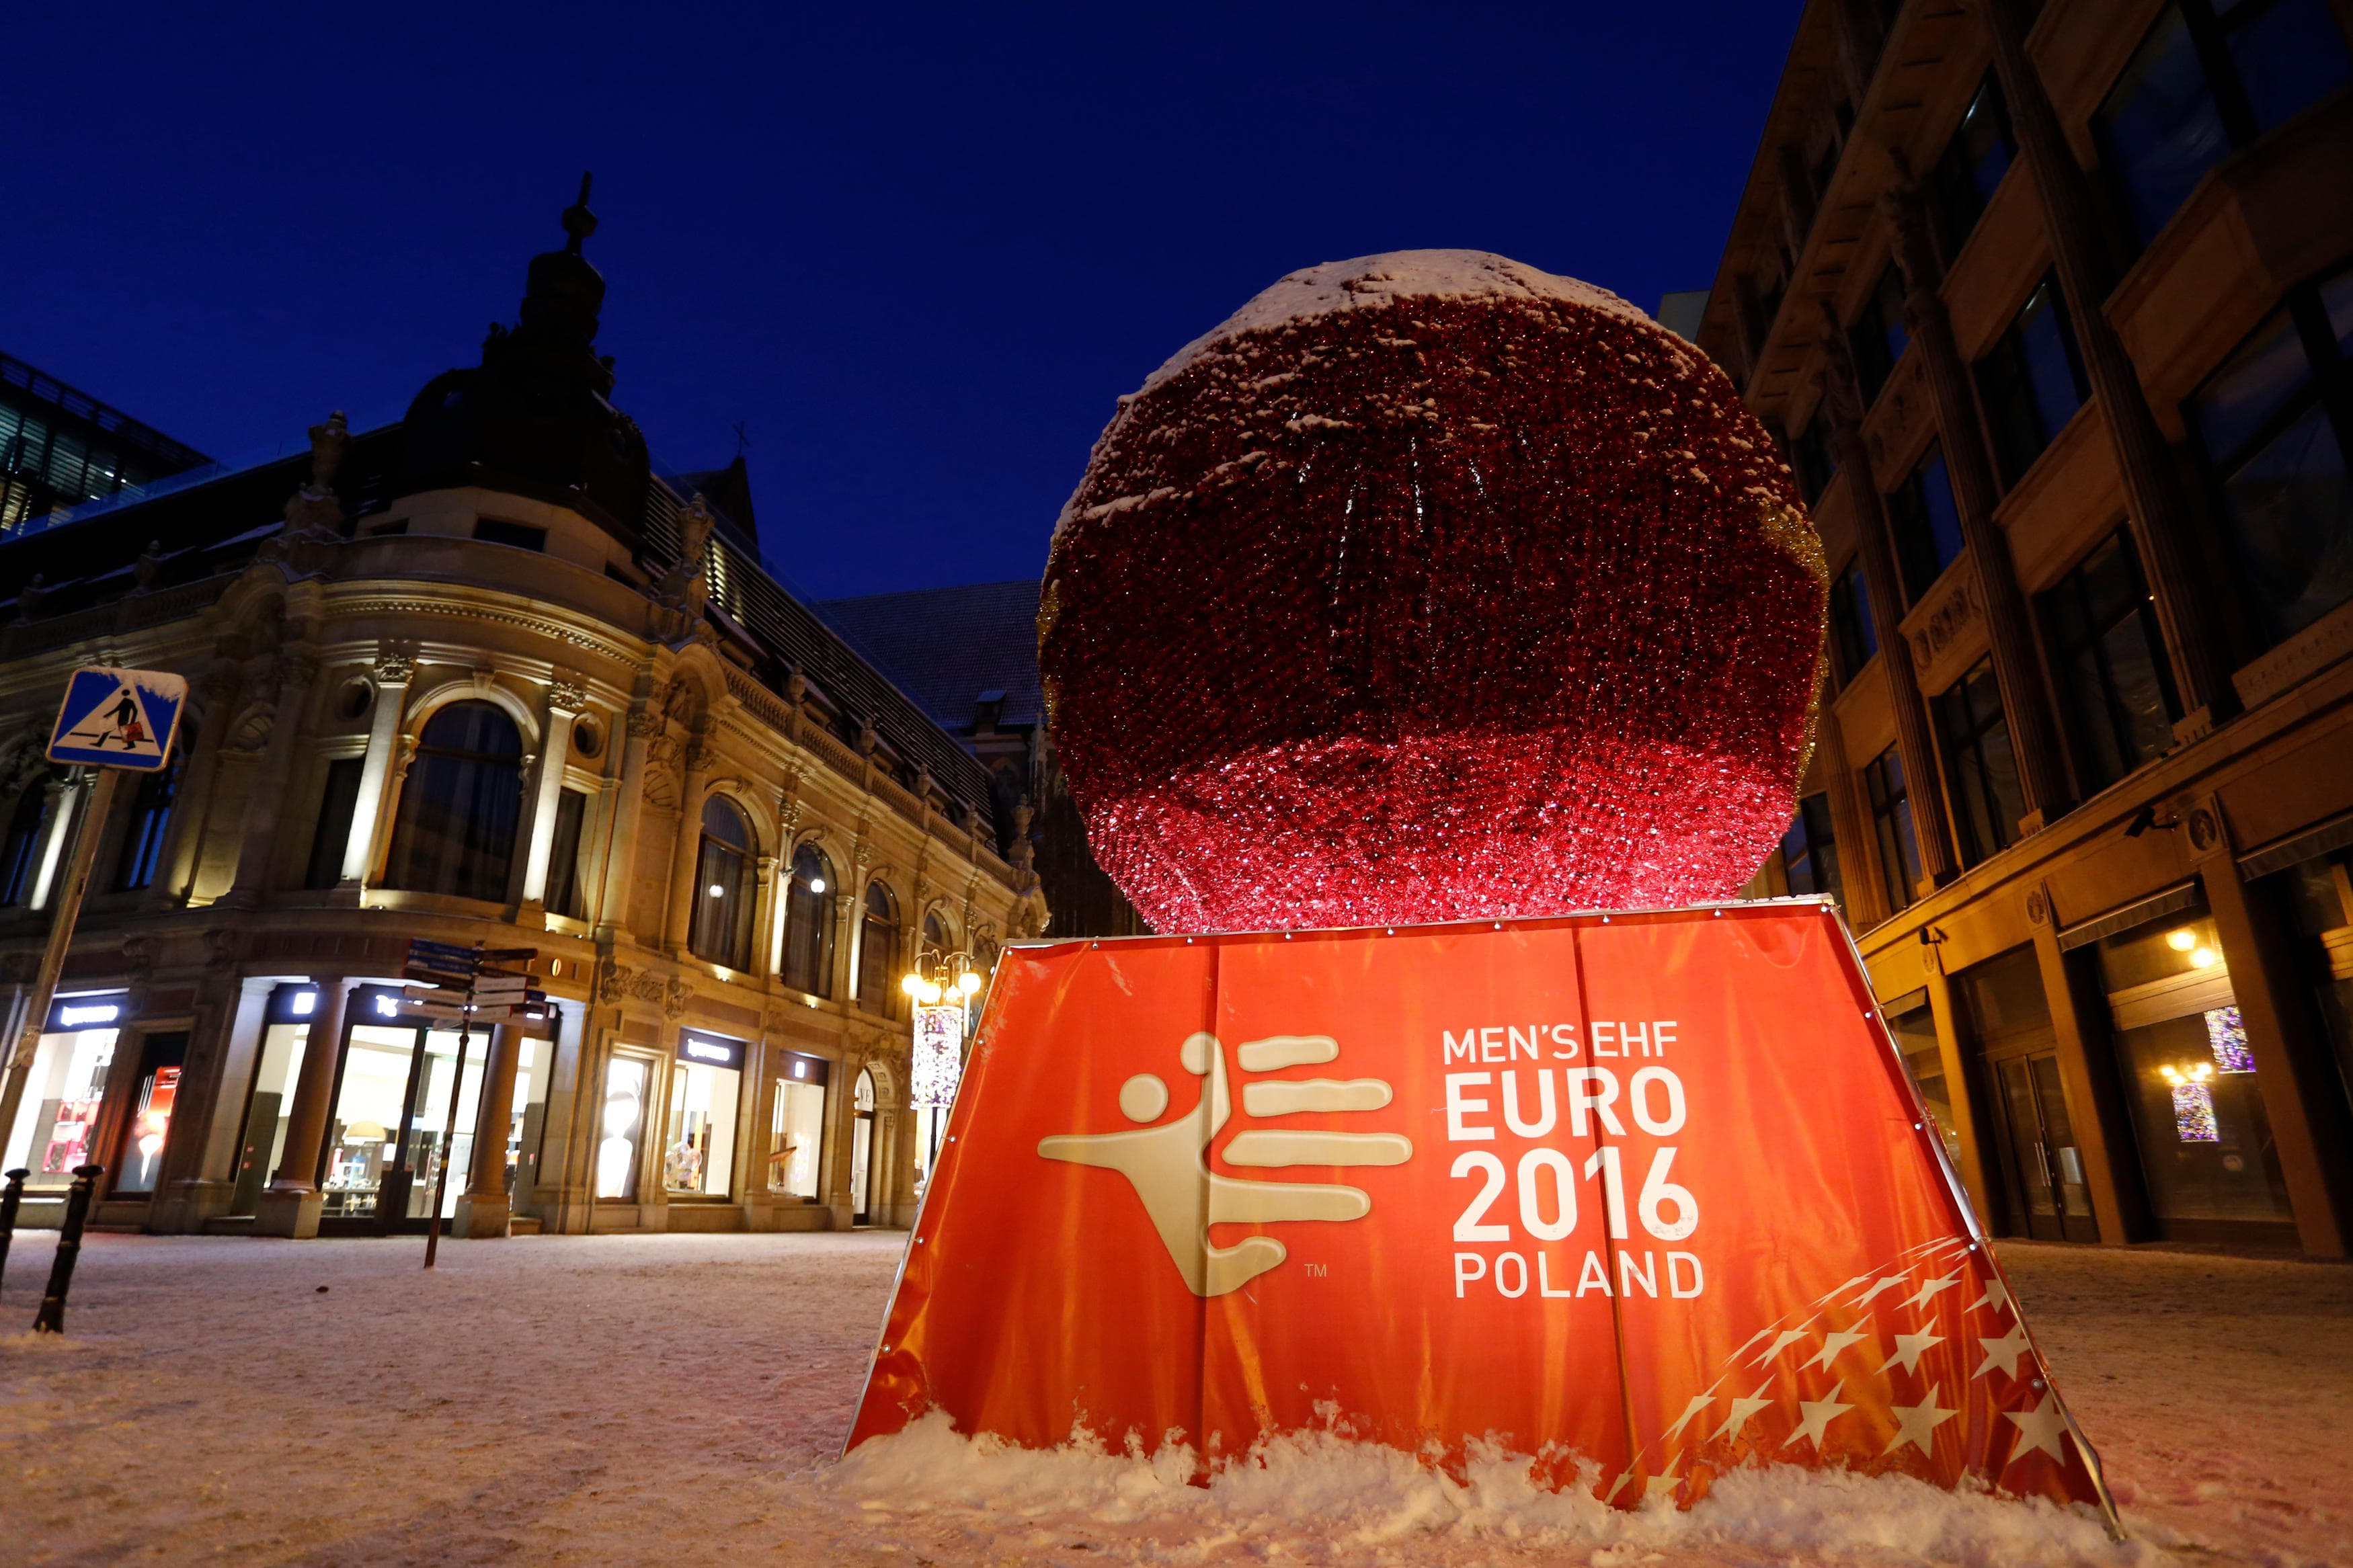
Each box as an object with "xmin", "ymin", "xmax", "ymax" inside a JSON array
[
  {"xmin": 0, "ymin": 187, "xmax": 1045, "ymax": 1240},
  {"xmin": 1700, "ymin": 0, "xmax": 2353, "ymax": 1254}
]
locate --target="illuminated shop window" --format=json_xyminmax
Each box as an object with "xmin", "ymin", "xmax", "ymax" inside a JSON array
[{"xmin": 768, "ymin": 1054, "xmax": 830, "ymax": 1201}]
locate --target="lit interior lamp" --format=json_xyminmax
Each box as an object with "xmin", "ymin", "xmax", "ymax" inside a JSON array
[
  {"xmin": 2190, "ymin": 946, "xmax": 2219, "ymax": 969},
  {"xmin": 708, "ymin": 883, "xmax": 725, "ymax": 898},
  {"xmin": 2165, "ymin": 929, "xmax": 2196, "ymax": 952},
  {"xmin": 808, "ymin": 877, "xmax": 826, "ymax": 893},
  {"xmin": 2158, "ymin": 1062, "xmax": 2216, "ymax": 1085}
]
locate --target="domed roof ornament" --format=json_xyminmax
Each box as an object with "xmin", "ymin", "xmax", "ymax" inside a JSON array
[{"xmin": 392, "ymin": 172, "xmax": 651, "ymax": 545}]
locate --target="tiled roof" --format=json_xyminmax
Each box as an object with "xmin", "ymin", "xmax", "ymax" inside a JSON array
[{"xmin": 814, "ymin": 580, "xmax": 1045, "ymax": 735}]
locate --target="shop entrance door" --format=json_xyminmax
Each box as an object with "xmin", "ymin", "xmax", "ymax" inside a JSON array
[
  {"xmin": 1989, "ymin": 1052, "xmax": 2099, "ymax": 1242},
  {"xmin": 850, "ymin": 1068, "xmax": 875, "ymax": 1225}
]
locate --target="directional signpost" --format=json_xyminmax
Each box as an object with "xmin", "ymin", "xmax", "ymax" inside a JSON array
[
  {"xmin": 7, "ymin": 669, "xmax": 190, "ymax": 1265},
  {"xmin": 404, "ymin": 938, "xmax": 541, "ymax": 1267}
]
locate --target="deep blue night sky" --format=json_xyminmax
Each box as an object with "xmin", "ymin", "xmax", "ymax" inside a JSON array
[{"xmin": 7, "ymin": 5, "xmax": 1793, "ymax": 598}]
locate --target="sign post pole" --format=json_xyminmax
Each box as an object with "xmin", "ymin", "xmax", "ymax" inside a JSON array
[
  {"xmin": 422, "ymin": 945, "xmax": 482, "ymax": 1270},
  {"xmin": 2, "ymin": 767, "xmax": 122, "ymax": 1102},
  {"xmin": 6, "ymin": 665, "xmax": 188, "ymax": 1128}
]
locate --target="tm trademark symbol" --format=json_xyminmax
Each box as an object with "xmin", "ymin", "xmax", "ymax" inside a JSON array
[{"xmin": 1306, "ymin": 1263, "xmax": 1328, "ymax": 1278}]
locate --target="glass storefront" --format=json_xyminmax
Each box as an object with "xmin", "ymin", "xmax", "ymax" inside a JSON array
[
  {"xmin": 598, "ymin": 1056, "xmax": 651, "ymax": 1200},
  {"xmin": 665, "ymin": 1032, "xmax": 742, "ymax": 1196},
  {"xmin": 2098, "ymin": 905, "xmax": 2293, "ymax": 1237},
  {"xmin": 111, "ymin": 1032, "xmax": 187, "ymax": 1195},
  {"xmin": 768, "ymin": 1052, "xmax": 829, "ymax": 1200},
  {"xmin": 1955, "ymin": 945, "xmax": 2100, "ymax": 1243},
  {"xmin": 229, "ymin": 984, "xmax": 546, "ymax": 1229},
  {"xmin": 3, "ymin": 993, "xmax": 128, "ymax": 1192},
  {"xmin": 850, "ymin": 1068, "xmax": 875, "ymax": 1223},
  {"xmin": 2272, "ymin": 849, "xmax": 2353, "ymax": 1118}
]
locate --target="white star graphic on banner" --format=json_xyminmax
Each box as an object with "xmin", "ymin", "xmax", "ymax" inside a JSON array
[
  {"xmin": 1973, "ymin": 1325, "xmax": 2032, "ymax": 1380},
  {"xmin": 1886, "ymin": 1383, "xmax": 1960, "ymax": 1454},
  {"xmin": 1806, "ymin": 1328, "xmax": 1871, "ymax": 1371},
  {"xmin": 1643, "ymin": 1466, "xmax": 1682, "ymax": 1504},
  {"xmin": 1753, "ymin": 1327, "xmax": 1812, "ymax": 1366},
  {"xmin": 1815, "ymin": 1274, "xmax": 1871, "ymax": 1307},
  {"xmin": 2004, "ymin": 1396, "xmax": 2070, "ymax": 1464},
  {"xmin": 1901, "ymin": 1272, "xmax": 1962, "ymax": 1311},
  {"xmin": 1729, "ymin": 1327, "xmax": 1774, "ymax": 1364},
  {"xmin": 1707, "ymin": 1380, "xmax": 1777, "ymax": 1443},
  {"xmin": 1878, "ymin": 1327, "xmax": 1945, "ymax": 1374},
  {"xmin": 1850, "ymin": 1276, "xmax": 1910, "ymax": 1308},
  {"xmin": 1664, "ymin": 1383, "xmax": 1721, "ymax": 1441},
  {"xmin": 1786, "ymin": 1385, "xmax": 1852, "ymax": 1450},
  {"xmin": 1968, "ymin": 1276, "xmax": 2012, "ymax": 1317}
]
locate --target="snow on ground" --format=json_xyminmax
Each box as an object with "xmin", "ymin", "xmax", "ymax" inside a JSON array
[{"xmin": 0, "ymin": 1231, "xmax": 2344, "ymax": 1567}]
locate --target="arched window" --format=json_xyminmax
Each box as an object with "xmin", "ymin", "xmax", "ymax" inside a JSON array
[
  {"xmin": 922, "ymin": 909, "xmax": 951, "ymax": 967},
  {"xmin": 781, "ymin": 843, "xmax": 836, "ymax": 996},
  {"xmin": 859, "ymin": 880, "xmax": 901, "ymax": 1016},
  {"xmin": 688, "ymin": 796, "xmax": 756, "ymax": 969},
  {"xmin": 383, "ymin": 701, "xmax": 524, "ymax": 901}
]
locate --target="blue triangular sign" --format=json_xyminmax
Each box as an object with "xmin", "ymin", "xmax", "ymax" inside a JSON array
[{"xmin": 48, "ymin": 666, "xmax": 188, "ymax": 772}]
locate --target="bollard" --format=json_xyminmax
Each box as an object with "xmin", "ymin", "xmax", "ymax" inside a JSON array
[
  {"xmin": 32, "ymin": 1163, "xmax": 103, "ymax": 1334},
  {"xmin": 0, "ymin": 1167, "xmax": 25, "ymax": 1298}
]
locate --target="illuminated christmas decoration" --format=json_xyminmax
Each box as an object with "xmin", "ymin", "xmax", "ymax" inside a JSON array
[
  {"xmin": 911, "ymin": 1002, "xmax": 965, "ymax": 1110},
  {"xmin": 2204, "ymin": 1005, "xmax": 2254, "ymax": 1073},
  {"xmin": 2160, "ymin": 1061, "xmax": 2219, "ymax": 1142},
  {"xmin": 1041, "ymin": 251, "xmax": 1827, "ymax": 932}
]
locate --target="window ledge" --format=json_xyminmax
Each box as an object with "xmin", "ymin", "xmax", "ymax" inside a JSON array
[{"xmin": 2233, "ymin": 593, "xmax": 2353, "ymax": 712}]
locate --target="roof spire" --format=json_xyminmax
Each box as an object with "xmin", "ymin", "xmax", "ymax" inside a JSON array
[{"xmin": 561, "ymin": 171, "xmax": 597, "ymax": 255}]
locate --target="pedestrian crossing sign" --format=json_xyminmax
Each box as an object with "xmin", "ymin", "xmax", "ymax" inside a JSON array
[{"xmin": 47, "ymin": 666, "xmax": 188, "ymax": 771}]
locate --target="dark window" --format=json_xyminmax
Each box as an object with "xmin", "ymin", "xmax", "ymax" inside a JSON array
[
  {"xmin": 0, "ymin": 782, "xmax": 49, "ymax": 905},
  {"xmin": 1782, "ymin": 792, "xmax": 1844, "ymax": 907},
  {"xmin": 1792, "ymin": 415, "xmax": 1837, "ymax": 505},
  {"xmin": 1831, "ymin": 558, "xmax": 1880, "ymax": 680},
  {"xmin": 688, "ymin": 796, "xmax": 756, "ymax": 970},
  {"xmin": 2040, "ymin": 528, "xmax": 2183, "ymax": 791},
  {"xmin": 383, "ymin": 701, "xmax": 524, "ymax": 901},
  {"xmin": 783, "ymin": 844, "xmax": 837, "ymax": 997},
  {"xmin": 1887, "ymin": 443, "xmax": 1966, "ymax": 604},
  {"xmin": 303, "ymin": 757, "xmax": 366, "ymax": 890},
  {"xmin": 859, "ymin": 880, "xmax": 901, "ymax": 1017},
  {"xmin": 112, "ymin": 754, "xmax": 178, "ymax": 891},
  {"xmin": 1933, "ymin": 658, "xmax": 2027, "ymax": 866},
  {"xmin": 1848, "ymin": 265, "xmax": 1911, "ymax": 406},
  {"xmin": 2095, "ymin": 0, "xmax": 2353, "ymax": 247},
  {"xmin": 1930, "ymin": 76, "xmax": 2016, "ymax": 254},
  {"xmin": 473, "ymin": 518, "xmax": 548, "ymax": 551},
  {"xmin": 2186, "ymin": 266, "xmax": 2353, "ymax": 649},
  {"xmin": 1978, "ymin": 278, "xmax": 2089, "ymax": 487},
  {"xmin": 545, "ymin": 788, "xmax": 588, "ymax": 919},
  {"xmin": 1865, "ymin": 745, "xmax": 1923, "ymax": 915}
]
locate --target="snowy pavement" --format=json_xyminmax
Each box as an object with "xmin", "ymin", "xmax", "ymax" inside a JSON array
[{"xmin": 0, "ymin": 1231, "xmax": 2344, "ymax": 1567}]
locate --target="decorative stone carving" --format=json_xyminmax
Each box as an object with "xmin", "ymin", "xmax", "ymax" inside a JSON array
[
  {"xmin": 547, "ymin": 677, "xmax": 588, "ymax": 713},
  {"xmin": 206, "ymin": 929, "xmax": 240, "ymax": 970},
  {"xmin": 663, "ymin": 976, "xmax": 692, "ymax": 1020},
  {"xmin": 1906, "ymin": 571, "xmax": 1983, "ymax": 689},
  {"xmin": 2188, "ymin": 807, "xmax": 2220, "ymax": 852},
  {"xmin": 373, "ymin": 651, "xmax": 416, "ymax": 686},
  {"xmin": 122, "ymin": 934, "xmax": 157, "ymax": 977},
  {"xmin": 2026, "ymin": 888, "xmax": 2050, "ymax": 926}
]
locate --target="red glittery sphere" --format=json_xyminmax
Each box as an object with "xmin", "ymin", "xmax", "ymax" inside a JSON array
[{"xmin": 1041, "ymin": 251, "xmax": 1827, "ymax": 934}]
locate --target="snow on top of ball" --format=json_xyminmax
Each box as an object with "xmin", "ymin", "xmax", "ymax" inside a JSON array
[{"xmin": 1140, "ymin": 249, "xmax": 1661, "ymax": 397}]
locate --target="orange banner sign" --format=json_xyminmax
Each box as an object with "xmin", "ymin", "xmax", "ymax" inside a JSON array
[{"xmin": 848, "ymin": 905, "xmax": 2114, "ymax": 1520}]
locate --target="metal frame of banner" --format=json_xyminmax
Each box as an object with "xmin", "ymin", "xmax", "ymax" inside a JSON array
[{"xmin": 850, "ymin": 897, "xmax": 2126, "ymax": 1540}]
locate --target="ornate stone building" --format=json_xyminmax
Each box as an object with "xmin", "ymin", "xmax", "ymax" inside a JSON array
[
  {"xmin": 1710, "ymin": 0, "xmax": 2353, "ymax": 1253},
  {"xmin": 0, "ymin": 182, "xmax": 1045, "ymax": 1239}
]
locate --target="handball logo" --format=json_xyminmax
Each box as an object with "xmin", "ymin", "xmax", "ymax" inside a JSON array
[{"xmin": 1038, "ymin": 1032, "xmax": 1412, "ymax": 1296}]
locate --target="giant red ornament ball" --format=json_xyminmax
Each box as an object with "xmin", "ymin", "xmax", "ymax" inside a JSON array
[{"xmin": 1041, "ymin": 251, "xmax": 1828, "ymax": 933}]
